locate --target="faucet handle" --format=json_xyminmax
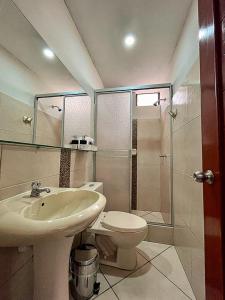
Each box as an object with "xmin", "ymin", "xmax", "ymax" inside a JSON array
[{"xmin": 31, "ymin": 181, "xmax": 41, "ymax": 188}]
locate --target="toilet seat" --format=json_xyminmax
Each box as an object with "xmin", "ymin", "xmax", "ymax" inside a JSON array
[{"xmin": 101, "ymin": 211, "xmax": 147, "ymax": 233}]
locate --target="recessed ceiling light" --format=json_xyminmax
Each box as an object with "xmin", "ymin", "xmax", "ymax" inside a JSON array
[
  {"xmin": 124, "ymin": 34, "xmax": 136, "ymax": 48},
  {"xmin": 43, "ymin": 48, "xmax": 55, "ymax": 59}
]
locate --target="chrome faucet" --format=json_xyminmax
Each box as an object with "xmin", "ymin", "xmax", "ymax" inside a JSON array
[{"xmin": 30, "ymin": 181, "xmax": 51, "ymax": 197}]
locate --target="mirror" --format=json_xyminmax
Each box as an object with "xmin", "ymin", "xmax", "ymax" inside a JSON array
[{"xmin": 0, "ymin": 0, "xmax": 81, "ymax": 147}]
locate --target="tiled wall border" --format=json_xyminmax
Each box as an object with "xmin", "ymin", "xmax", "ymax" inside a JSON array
[
  {"xmin": 131, "ymin": 119, "xmax": 137, "ymax": 210},
  {"xmin": 59, "ymin": 148, "xmax": 71, "ymax": 187}
]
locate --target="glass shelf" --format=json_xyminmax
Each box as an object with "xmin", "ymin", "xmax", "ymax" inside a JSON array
[{"xmin": 0, "ymin": 140, "xmax": 98, "ymax": 152}]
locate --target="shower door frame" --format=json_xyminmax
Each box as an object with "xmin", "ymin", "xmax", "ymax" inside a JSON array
[{"xmin": 94, "ymin": 83, "xmax": 173, "ymax": 226}]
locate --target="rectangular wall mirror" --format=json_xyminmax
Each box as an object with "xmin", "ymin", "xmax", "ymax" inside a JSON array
[{"xmin": 0, "ymin": 0, "xmax": 82, "ymax": 147}]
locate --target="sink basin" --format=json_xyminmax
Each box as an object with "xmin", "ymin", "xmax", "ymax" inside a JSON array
[
  {"xmin": 24, "ymin": 190, "xmax": 100, "ymax": 221},
  {"xmin": 0, "ymin": 188, "xmax": 106, "ymax": 246}
]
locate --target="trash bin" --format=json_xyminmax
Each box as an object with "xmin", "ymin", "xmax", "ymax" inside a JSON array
[{"xmin": 70, "ymin": 244, "xmax": 100, "ymax": 300}]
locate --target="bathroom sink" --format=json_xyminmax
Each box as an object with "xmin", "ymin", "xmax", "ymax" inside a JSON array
[{"xmin": 0, "ymin": 188, "xmax": 106, "ymax": 247}]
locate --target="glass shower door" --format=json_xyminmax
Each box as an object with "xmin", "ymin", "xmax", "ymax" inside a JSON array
[{"xmin": 95, "ymin": 92, "xmax": 132, "ymax": 212}]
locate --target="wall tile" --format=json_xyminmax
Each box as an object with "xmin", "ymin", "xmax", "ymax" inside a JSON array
[
  {"xmin": 0, "ymin": 92, "xmax": 33, "ymax": 144},
  {"xmin": 0, "ymin": 175, "xmax": 59, "ymax": 201},
  {"xmin": 184, "ymin": 116, "xmax": 202, "ymax": 177},
  {"xmin": 173, "ymin": 59, "xmax": 204, "ymax": 299},
  {"xmin": 0, "ymin": 146, "xmax": 60, "ymax": 189},
  {"xmin": 0, "ymin": 247, "xmax": 33, "ymax": 287},
  {"xmin": 0, "ymin": 259, "xmax": 33, "ymax": 300},
  {"xmin": 0, "ymin": 144, "xmax": 61, "ymax": 298}
]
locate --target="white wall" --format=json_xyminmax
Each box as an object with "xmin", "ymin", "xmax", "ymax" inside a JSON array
[
  {"xmin": 0, "ymin": 45, "xmax": 47, "ymax": 105},
  {"xmin": 169, "ymin": 0, "xmax": 199, "ymax": 91}
]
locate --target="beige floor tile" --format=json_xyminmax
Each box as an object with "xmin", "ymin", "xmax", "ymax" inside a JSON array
[
  {"xmin": 137, "ymin": 241, "xmax": 171, "ymax": 261},
  {"xmin": 142, "ymin": 212, "xmax": 165, "ymax": 224},
  {"xmin": 95, "ymin": 289, "xmax": 118, "ymax": 300},
  {"xmin": 131, "ymin": 210, "xmax": 151, "ymax": 217},
  {"xmin": 100, "ymin": 252, "xmax": 148, "ymax": 286},
  {"xmin": 113, "ymin": 263, "xmax": 189, "ymax": 300},
  {"xmin": 151, "ymin": 246, "xmax": 196, "ymax": 299}
]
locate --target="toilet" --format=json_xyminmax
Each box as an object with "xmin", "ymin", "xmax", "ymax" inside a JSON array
[{"xmin": 80, "ymin": 182, "xmax": 148, "ymax": 270}]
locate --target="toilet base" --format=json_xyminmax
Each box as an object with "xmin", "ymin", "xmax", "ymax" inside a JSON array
[{"xmin": 100, "ymin": 247, "xmax": 137, "ymax": 270}]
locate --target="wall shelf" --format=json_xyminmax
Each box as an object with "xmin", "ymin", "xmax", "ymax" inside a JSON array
[{"xmin": 0, "ymin": 140, "xmax": 98, "ymax": 152}]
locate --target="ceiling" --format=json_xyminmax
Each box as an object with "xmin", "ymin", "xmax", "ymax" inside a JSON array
[
  {"xmin": 65, "ymin": 0, "xmax": 192, "ymax": 88},
  {"xmin": 0, "ymin": 0, "xmax": 81, "ymax": 94}
]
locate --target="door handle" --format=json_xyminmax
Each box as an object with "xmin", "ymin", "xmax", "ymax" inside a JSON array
[{"xmin": 193, "ymin": 170, "xmax": 214, "ymax": 184}]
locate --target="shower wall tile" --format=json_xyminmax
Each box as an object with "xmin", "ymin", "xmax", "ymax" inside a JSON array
[
  {"xmin": 173, "ymin": 59, "xmax": 205, "ymax": 300},
  {"xmin": 35, "ymin": 111, "xmax": 61, "ymax": 147},
  {"xmin": 36, "ymin": 97, "xmax": 62, "ymax": 147}
]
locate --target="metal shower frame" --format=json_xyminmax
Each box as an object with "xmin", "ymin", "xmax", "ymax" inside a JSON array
[{"xmin": 94, "ymin": 83, "xmax": 173, "ymax": 226}]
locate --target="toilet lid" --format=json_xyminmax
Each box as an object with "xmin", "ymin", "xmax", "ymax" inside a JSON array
[{"xmin": 101, "ymin": 211, "xmax": 147, "ymax": 233}]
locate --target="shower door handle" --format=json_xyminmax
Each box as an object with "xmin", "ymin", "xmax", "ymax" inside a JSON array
[{"xmin": 193, "ymin": 170, "xmax": 214, "ymax": 184}]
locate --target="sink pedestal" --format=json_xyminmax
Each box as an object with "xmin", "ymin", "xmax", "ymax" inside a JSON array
[{"xmin": 33, "ymin": 236, "xmax": 74, "ymax": 300}]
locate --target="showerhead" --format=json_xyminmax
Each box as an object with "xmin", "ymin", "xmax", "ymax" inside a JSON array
[
  {"xmin": 153, "ymin": 98, "xmax": 167, "ymax": 106},
  {"xmin": 51, "ymin": 105, "xmax": 62, "ymax": 112},
  {"xmin": 153, "ymin": 100, "xmax": 160, "ymax": 106}
]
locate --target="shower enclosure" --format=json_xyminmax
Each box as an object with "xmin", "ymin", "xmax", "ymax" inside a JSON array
[
  {"xmin": 33, "ymin": 83, "xmax": 173, "ymax": 226},
  {"xmin": 95, "ymin": 84, "xmax": 173, "ymax": 225}
]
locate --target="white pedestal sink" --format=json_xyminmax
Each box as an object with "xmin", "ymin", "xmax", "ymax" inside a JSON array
[{"xmin": 0, "ymin": 188, "xmax": 106, "ymax": 300}]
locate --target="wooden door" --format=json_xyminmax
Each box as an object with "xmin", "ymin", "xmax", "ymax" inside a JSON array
[{"xmin": 198, "ymin": 0, "xmax": 225, "ymax": 298}]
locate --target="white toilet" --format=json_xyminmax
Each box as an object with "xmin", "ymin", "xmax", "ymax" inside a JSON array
[{"xmin": 80, "ymin": 182, "xmax": 148, "ymax": 270}]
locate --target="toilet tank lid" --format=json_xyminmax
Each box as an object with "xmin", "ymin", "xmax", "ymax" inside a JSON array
[
  {"xmin": 80, "ymin": 182, "xmax": 103, "ymax": 191},
  {"xmin": 101, "ymin": 211, "xmax": 147, "ymax": 233}
]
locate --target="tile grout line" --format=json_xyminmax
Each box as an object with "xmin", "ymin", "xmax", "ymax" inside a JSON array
[
  {"xmin": 174, "ymin": 247, "xmax": 196, "ymax": 298},
  {"xmin": 102, "ymin": 244, "xmax": 173, "ymax": 290},
  {"xmin": 100, "ymin": 259, "xmax": 150, "ymax": 289},
  {"xmin": 99, "ymin": 244, "xmax": 173, "ymax": 293},
  {"xmin": 109, "ymin": 259, "xmax": 192, "ymax": 300},
  {"xmin": 152, "ymin": 264, "xmax": 193, "ymax": 300},
  {"xmin": 111, "ymin": 287, "xmax": 120, "ymax": 300},
  {"xmin": 0, "ymin": 255, "xmax": 33, "ymax": 288},
  {"xmin": 137, "ymin": 244, "xmax": 172, "ymax": 263},
  {"xmin": 173, "ymin": 114, "xmax": 201, "ymax": 134},
  {"xmin": 93, "ymin": 287, "xmax": 113, "ymax": 299},
  {"xmin": 99, "ymin": 243, "xmax": 195, "ymax": 299}
]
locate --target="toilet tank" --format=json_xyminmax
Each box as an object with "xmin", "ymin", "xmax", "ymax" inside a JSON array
[{"xmin": 80, "ymin": 182, "xmax": 103, "ymax": 194}]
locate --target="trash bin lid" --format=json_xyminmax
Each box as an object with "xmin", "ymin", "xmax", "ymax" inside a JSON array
[{"xmin": 74, "ymin": 244, "xmax": 98, "ymax": 266}]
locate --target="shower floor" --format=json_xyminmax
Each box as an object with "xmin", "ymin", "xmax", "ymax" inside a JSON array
[{"xmin": 131, "ymin": 210, "xmax": 165, "ymax": 224}]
